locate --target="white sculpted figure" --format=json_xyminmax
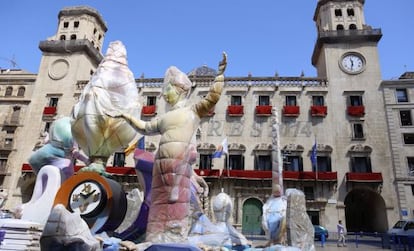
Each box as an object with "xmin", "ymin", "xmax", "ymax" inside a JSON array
[
  {"xmin": 71, "ymin": 40, "xmax": 140, "ymax": 176},
  {"xmin": 108, "ymin": 53, "xmax": 227, "ymax": 243}
]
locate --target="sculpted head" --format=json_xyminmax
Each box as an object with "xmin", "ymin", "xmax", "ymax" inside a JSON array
[{"xmin": 163, "ymin": 66, "xmax": 192, "ymax": 106}]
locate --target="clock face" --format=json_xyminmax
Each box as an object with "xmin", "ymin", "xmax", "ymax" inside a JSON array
[
  {"xmin": 340, "ymin": 53, "xmax": 365, "ymax": 74},
  {"xmin": 69, "ymin": 180, "xmax": 106, "ymax": 216}
]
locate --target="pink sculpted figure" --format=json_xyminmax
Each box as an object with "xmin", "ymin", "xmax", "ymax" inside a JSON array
[{"xmin": 110, "ymin": 53, "xmax": 226, "ymax": 243}]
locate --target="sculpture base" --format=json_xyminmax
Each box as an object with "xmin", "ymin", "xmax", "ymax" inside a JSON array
[{"xmin": 145, "ymin": 243, "xmax": 201, "ymax": 251}]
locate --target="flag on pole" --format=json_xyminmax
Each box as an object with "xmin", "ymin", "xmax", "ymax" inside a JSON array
[
  {"xmin": 310, "ymin": 139, "xmax": 317, "ymax": 168},
  {"xmin": 212, "ymin": 137, "xmax": 228, "ymax": 159}
]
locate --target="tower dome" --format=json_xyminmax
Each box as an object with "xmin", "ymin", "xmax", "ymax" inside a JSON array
[{"xmin": 188, "ymin": 65, "xmax": 217, "ymax": 77}]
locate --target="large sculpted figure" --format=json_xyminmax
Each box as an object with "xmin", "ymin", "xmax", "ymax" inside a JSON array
[
  {"xmin": 71, "ymin": 40, "xmax": 140, "ymax": 176},
  {"xmin": 109, "ymin": 53, "xmax": 227, "ymax": 243}
]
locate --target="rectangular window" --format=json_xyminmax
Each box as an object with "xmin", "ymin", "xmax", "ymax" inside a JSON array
[
  {"xmin": 146, "ymin": 96, "xmax": 157, "ymax": 106},
  {"xmin": 258, "ymin": 96, "xmax": 270, "ymax": 106},
  {"xmin": 63, "ymin": 22, "xmax": 69, "ymax": 28},
  {"xmin": 403, "ymin": 133, "xmax": 414, "ymax": 144},
  {"xmin": 44, "ymin": 122, "xmax": 51, "ymax": 133},
  {"xmin": 49, "ymin": 97, "xmax": 59, "ymax": 107},
  {"xmin": 304, "ymin": 187, "xmax": 314, "ymax": 200},
  {"xmin": 396, "ymin": 88, "xmax": 409, "ymax": 103},
  {"xmin": 255, "ymin": 155, "xmax": 271, "ymax": 171},
  {"xmin": 353, "ymin": 123, "xmax": 364, "ymax": 139},
  {"xmin": 74, "ymin": 21, "xmax": 80, "ymax": 28},
  {"xmin": 283, "ymin": 155, "xmax": 303, "ymax": 172},
  {"xmin": 412, "ymin": 185, "xmax": 414, "ymax": 196},
  {"xmin": 407, "ymin": 157, "xmax": 414, "ymax": 176},
  {"xmin": 113, "ymin": 152, "xmax": 125, "ymax": 167},
  {"xmin": 228, "ymin": 154, "xmax": 244, "ymax": 170},
  {"xmin": 199, "ymin": 154, "xmax": 212, "ymax": 170},
  {"xmin": 315, "ymin": 156, "xmax": 331, "ymax": 172},
  {"xmin": 307, "ymin": 211, "xmax": 320, "ymax": 225},
  {"xmin": 231, "ymin": 96, "xmax": 242, "ymax": 106},
  {"xmin": 350, "ymin": 95, "xmax": 363, "ymax": 106},
  {"xmin": 285, "ymin": 95, "xmax": 297, "ymax": 106},
  {"xmin": 312, "ymin": 96, "xmax": 324, "ymax": 106},
  {"xmin": 400, "ymin": 110, "xmax": 413, "ymax": 126},
  {"xmin": 351, "ymin": 156, "xmax": 372, "ymax": 173},
  {"xmin": 0, "ymin": 156, "xmax": 7, "ymax": 173}
]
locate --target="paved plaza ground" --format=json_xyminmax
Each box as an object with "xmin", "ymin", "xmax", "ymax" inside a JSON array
[{"xmin": 247, "ymin": 234, "xmax": 414, "ymax": 250}]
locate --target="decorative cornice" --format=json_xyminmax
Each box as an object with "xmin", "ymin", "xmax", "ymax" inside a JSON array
[{"xmin": 39, "ymin": 40, "xmax": 103, "ymax": 67}]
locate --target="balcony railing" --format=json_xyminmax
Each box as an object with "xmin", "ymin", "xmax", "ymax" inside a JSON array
[
  {"xmin": 43, "ymin": 106, "xmax": 57, "ymax": 116},
  {"xmin": 311, "ymin": 105, "xmax": 327, "ymax": 117},
  {"xmin": 347, "ymin": 106, "xmax": 365, "ymax": 117},
  {"xmin": 141, "ymin": 105, "xmax": 157, "ymax": 116},
  {"xmin": 255, "ymin": 105, "xmax": 272, "ymax": 116},
  {"xmin": 0, "ymin": 141, "xmax": 13, "ymax": 151},
  {"xmin": 283, "ymin": 105, "xmax": 300, "ymax": 117},
  {"xmin": 227, "ymin": 105, "xmax": 244, "ymax": 116},
  {"xmin": 21, "ymin": 163, "xmax": 137, "ymax": 176},
  {"xmin": 283, "ymin": 171, "xmax": 337, "ymax": 181},
  {"xmin": 346, "ymin": 172, "xmax": 383, "ymax": 182},
  {"xmin": 194, "ymin": 169, "xmax": 221, "ymax": 177},
  {"xmin": 221, "ymin": 170, "xmax": 273, "ymax": 179}
]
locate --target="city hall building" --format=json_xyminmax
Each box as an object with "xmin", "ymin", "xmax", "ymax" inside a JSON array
[{"xmin": 0, "ymin": 0, "xmax": 413, "ymax": 235}]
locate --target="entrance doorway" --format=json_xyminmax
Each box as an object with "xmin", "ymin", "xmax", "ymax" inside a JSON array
[
  {"xmin": 242, "ymin": 198, "xmax": 264, "ymax": 235},
  {"xmin": 344, "ymin": 188, "xmax": 388, "ymax": 232}
]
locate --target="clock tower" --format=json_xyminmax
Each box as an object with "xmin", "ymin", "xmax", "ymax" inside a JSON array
[
  {"xmin": 311, "ymin": 0, "xmax": 399, "ymax": 231},
  {"xmin": 4, "ymin": 6, "xmax": 108, "ymax": 208}
]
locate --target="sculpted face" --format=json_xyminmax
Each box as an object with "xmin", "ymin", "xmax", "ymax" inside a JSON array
[{"xmin": 162, "ymin": 82, "xmax": 181, "ymax": 106}]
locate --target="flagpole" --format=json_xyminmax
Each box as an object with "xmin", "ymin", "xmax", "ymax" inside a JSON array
[{"xmin": 315, "ymin": 135, "xmax": 318, "ymax": 181}]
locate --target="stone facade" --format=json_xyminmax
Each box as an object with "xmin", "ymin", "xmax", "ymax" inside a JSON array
[
  {"xmin": 0, "ymin": 1, "xmax": 404, "ymax": 235},
  {"xmin": 381, "ymin": 72, "xmax": 414, "ymax": 221}
]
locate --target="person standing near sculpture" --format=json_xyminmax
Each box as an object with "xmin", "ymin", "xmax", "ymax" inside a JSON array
[
  {"xmin": 337, "ymin": 220, "xmax": 346, "ymax": 247},
  {"xmin": 109, "ymin": 53, "xmax": 227, "ymax": 243}
]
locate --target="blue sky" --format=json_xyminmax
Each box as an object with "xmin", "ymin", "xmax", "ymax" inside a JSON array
[{"xmin": 1, "ymin": 1, "xmax": 413, "ymax": 80}]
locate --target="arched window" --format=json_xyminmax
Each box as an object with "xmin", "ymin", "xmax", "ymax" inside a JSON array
[
  {"xmin": 335, "ymin": 9, "xmax": 342, "ymax": 17},
  {"xmin": 17, "ymin": 87, "xmax": 25, "ymax": 97},
  {"xmin": 60, "ymin": 35, "xmax": 66, "ymax": 40},
  {"xmin": 349, "ymin": 24, "xmax": 357, "ymax": 30},
  {"xmin": 70, "ymin": 34, "xmax": 77, "ymax": 40},
  {"xmin": 336, "ymin": 24, "xmax": 344, "ymax": 30},
  {"xmin": 5, "ymin": 87, "xmax": 12, "ymax": 96}
]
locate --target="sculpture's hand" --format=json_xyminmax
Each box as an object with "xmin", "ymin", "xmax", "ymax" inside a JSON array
[{"xmin": 217, "ymin": 52, "xmax": 227, "ymax": 76}]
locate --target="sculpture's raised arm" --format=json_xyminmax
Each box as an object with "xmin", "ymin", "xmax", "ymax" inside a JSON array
[{"xmin": 194, "ymin": 52, "xmax": 227, "ymax": 117}]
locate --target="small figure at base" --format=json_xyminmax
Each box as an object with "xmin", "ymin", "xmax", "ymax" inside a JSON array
[{"xmin": 337, "ymin": 220, "xmax": 346, "ymax": 247}]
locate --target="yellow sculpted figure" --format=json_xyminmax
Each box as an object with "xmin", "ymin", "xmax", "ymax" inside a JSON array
[{"xmin": 110, "ymin": 53, "xmax": 226, "ymax": 243}]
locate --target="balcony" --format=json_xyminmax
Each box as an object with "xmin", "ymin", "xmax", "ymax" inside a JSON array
[
  {"xmin": 311, "ymin": 106, "xmax": 327, "ymax": 117},
  {"xmin": 283, "ymin": 171, "xmax": 338, "ymax": 181},
  {"xmin": 43, "ymin": 106, "xmax": 57, "ymax": 116},
  {"xmin": 221, "ymin": 170, "xmax": 272, "ymax": 179},
  {"xmin": 227, "ymin": 105, "xmax": 244, "ymax": 116},
  {"xmin": 346, "ymin": 172, "xmax": 383, "ymax": 183},
  {"xmin": 255, "ymin": 105, "xmax": 272, "ymax": 116},
  {"xmin": 21, "ymin": 164, "xmax": 136, "ymax": 176},
  {"xmin": 0, "ymin": 140, "xmax": 13, "ymax": 151},
  {"xmin": 141, "ymin": 105, "xmax": 156, "ymax": 116},
  {"xmin": 347, "ymin": 106, "xmax": 365, "ymax": 117},
  {"xmin": 194, "ymin": 169, "xmax": 221, "ymax": 177},
  {"xmin": 283, "ymin": 105, "xmax": 300, "ymax": 117}
]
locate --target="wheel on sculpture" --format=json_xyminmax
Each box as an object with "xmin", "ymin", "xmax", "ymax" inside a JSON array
[{"xmin": 54, "ymin": 171, "xmax": 127, "ymax": 233}]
